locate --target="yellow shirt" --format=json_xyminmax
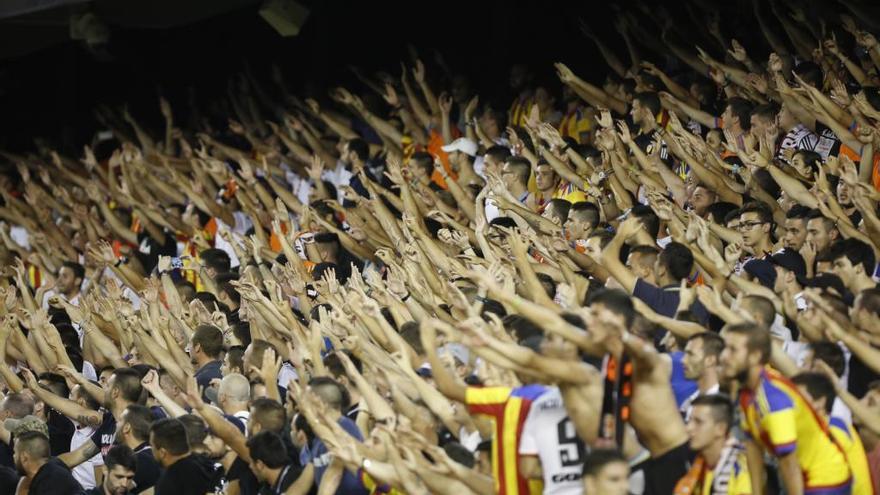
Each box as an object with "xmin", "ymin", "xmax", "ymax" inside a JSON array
[
  {"xmin": 739, "ymin": 367, "xmax": 851, "ymax": 491},
  {"xmin": 829, "ymin": 417, "xmax": 874, "ymax": 495}
]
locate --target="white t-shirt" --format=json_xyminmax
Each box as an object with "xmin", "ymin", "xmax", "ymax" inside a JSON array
[
  {"xmin": 71, "ymin": 424, "xmax": 103, "ymax": 489},
  {"xmin": 518, "ymin": 387, "xmax": 584, "ymax": 494}
]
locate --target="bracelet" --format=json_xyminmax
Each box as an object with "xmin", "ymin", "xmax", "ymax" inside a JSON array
[
  {"xmin": 401, "ymin": 292, "xmax": 411, "ymax": 301},
  {"xmin": 114, "ymin": 257, "xmax": 127, "ymax": 268}
]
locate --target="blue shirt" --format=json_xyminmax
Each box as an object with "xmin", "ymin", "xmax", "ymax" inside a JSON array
[
  {"xmin": 301, "ymin": 416, "xmax": 367, "ymax": 495},
  {"xmin": 633, "ymin": 279, "xmax": 709, "ymax": 324},
  {"xmin": 669, "ymin": 351, "xmax": 698, "ymax": 407}
]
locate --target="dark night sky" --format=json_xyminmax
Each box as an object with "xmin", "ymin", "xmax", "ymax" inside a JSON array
[{"xmin": 0, "ymin": 0, "xmax": 845, "ymax": 153}]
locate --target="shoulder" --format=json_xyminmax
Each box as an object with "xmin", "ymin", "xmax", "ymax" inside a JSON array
[{"xmin": 756, "ymin": 374, "xmax": 796, "ymax": 413}]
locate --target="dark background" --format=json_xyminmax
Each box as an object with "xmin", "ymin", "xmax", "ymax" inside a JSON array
[{"xmin": 0, "ymin": 0, "xmax": 848, "ymax": 153}]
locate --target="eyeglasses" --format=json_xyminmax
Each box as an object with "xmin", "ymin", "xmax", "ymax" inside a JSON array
[{"xmin": 739, "ymin": 221, "xmax": 766, "ymax": 230}]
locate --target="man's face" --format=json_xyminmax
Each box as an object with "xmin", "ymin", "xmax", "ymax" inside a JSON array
[
  {"xmin": 105, "ymin": 465, "xmax": 136, "ymax": 495},
  {"xmin": 783, "ymin": 218, "xmax": 807, "ymax": 251},
  {"xmin": 749, "ymin": 115, "xmax": 768, "ymax": 140},
  {"xmin": 721, "ymin": 105, "xmax": 735, "ymax": 131},
  {"xmin": 791, "ymin": 153, "xmax": 813, "ymax": 178},
  {"xmin": 686, "ymin": 405, "xmax": 724, "ymax": 452},
  {"xmin": 739, "ymin": 212, "xmax": 769, "ymax": 249},
  {"xmin": 57, "ymin": 266, "xmax": 78, "ymax": 294},
  {"xmin": 12, "ymin": 442, "xmax": 25, "ymax": 475},
  {"xmin": 583, "ymin": 462, "xmax": 630, "ymax": 495},
  {"xmin": 837, "ymin": 180, "xmax": 853, "ymax": 207},
  {"xmin": 690, "ymin": 186, "xmax": 715, "ymax": 216},
  {"xmin": 565, "ymin": 213, "xmax": 592, "ymax": 241},
  {"xmin": 500, "ymin": 162, "xmax": 516, "ymax": 189},
  {"xmin": 583, "ymin": 236, "xmax": 605, "ymax": 259},
  {"xmin": 778, "ymin": 104, "xmax": 796, "ymax": 131},
  {"xmin": 105, "ymin": 376, "xmax": 117, "ymax": 409},
  {"xmin": 629, "ymin": 100, "xmax": 644, "ymax": 124},
  {"xmin": 682, "ymin": 338, "xmax": 707, "ymax": 381},
  {"xmin": 720, "ymin": 332, "xmax": 752, "ymax": 382},
  {"xmin": 534, "ymin": 165, "xmax": 556, "ymax": 191},
  {"xmin": 831, "ymin": 256, "xmax": 859, "ymax": 289},
  {"xmin": 806, "ymin": 217, "xmax": 834, "ymax": 252}
]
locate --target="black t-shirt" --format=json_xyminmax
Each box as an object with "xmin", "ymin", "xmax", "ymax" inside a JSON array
[
  {"xmin": 849, "ymin": 349, "xmax": 880, "ymax": 398},
  {"xmin": 259, "ymin": 464, "xmax": 302, "ymax": 495},
  {"xmin": 155, "ymin": 454, "xmax": 219, "ymax": 495},
  {"xmin": 0, "ymin": 465, "xmax": 18, "ymax": 494},
  {"xmin": 133, "ymin": 443, "xmax": 163, "ymax": 494},
  {"xmin": 47, "ymin": 409, "xmax": 75, "ymax": 456},
  {"xmin": 228, "ymin": 456, "xmax": 260, "ymax": 495},
  {"xmin": 29, "ymin": 457, "xmax": 84, "ymax": 495},
  {"xmin": 0, "ymin": 440, "xmax": 13, "ymax": 469},
  {"xmin": 90, "ymin": 411, "xmax": 117, "ymax": 460}
]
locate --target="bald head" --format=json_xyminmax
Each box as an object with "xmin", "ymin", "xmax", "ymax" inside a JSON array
[{"xmin": 219, "ymin": 373, "xmax": 250, "ymax": 404}]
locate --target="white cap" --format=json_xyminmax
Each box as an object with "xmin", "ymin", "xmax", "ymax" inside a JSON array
[{"xmin": 441, "ymin": 137, "xmax": 478, "ymax": 157}]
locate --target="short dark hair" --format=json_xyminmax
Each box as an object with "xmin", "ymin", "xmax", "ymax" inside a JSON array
[
  {"xmin": 691, "ymin": 394, "xmax": 735, "ymax": 429},
  {"xmin": 786, "ymin": 204, "xmax": 812, "ymax": 220},
  {"xmin": 485, "ymin": 145, "xmax": 512, "ymax": 164},
  {"xmin": 659, "ymin": 242, "xmax": 694, "ymax": 280},
  {"xmin": 750, "ymin": 103, "xmax": 779, "ymax": 122},
  {"xmin": 586, "ymin": 288, "xmax": 635, "ymax": 328},
  {"xmin": 631, "ymin": 205, "xmax": 660, "ymax": 240},
  {"xmin": 505, "ymin": 156, "xmax": 532, "ymax": 186},
  {"xmin": 829, "ymin": 238, "xmax": 876, "ymax": 275},
  {"xmin": 634, "ymin": 92, "xmax": 661, "ymax": 118},
  {"xmin": 569, "ymin": 202, "xmax": 600, "ymax": 228},
  {"xmin": 250, "ymin": 398, "xmax": 287, "ymax": 434},
  {"xmin": 502, "ymin": 314, "xmax": 544, "ymax": 341},
  {"xmin": 247, "ymin": 431, "xmax": 289, "ymax": 469},
  {"xmin": 200, "ymin": 249, "xmax": 231, "ymax": 273},
  {"xmin": 123, "ymin": 404, "xmax": 154, "ymax": 441},
  {"xmin": 810, "ymin": 341, "xmax": 846, "ymax": 377},
  {"xmin": 792, "ymin": 372, "xmax": 836, "ymax": 414},
  {"xmin": 410, "ymin": 152, "xmax": 435, "ymax": 176},
  {"xmin": 2, "ymin": 393, "xmax": 36, "ymax": 419},
  {"xmin": 111, "ymin": 368, "xmax": 145, "ymax": 404},
  {"xmin": 178, "ymin": 414, "xmax": 209, "ymax": 448},
  {"xmin": 706, "ymin": 202, "xmax": 739, "ymax": 225},
  {"xmin": 105, "ymin": 445, "xmax": 137, "ymax": 472},
  {"xmin": 346, "ymin": 138, "xmax": 369, "ymax": 162},
  {"xmin": 723, "ymin": 322, "xmax": 771, "ymax": 363},
  {"xmin": 857, "ymin": 288, "xmax": 880, "ymax": 316},
  {"xmin": 149, "ymin": 418, "xmax": 190, "ymax": 455},
  {"xmin": 546, "ymin": 199, "xmax": 572, "ymax": 223},
  {"xmin": 687, "ymin": 332, "xmax": 724, "ymax": 358},
  {"xmin": 741, "ymin": 295, "xmax": 776, "ymax": 327},
  {"xmin": 793, "ymin": 61, "xmax": 823, "ymax": 88},
  {"xmin": 61, "ymin": 261, "xmax": 85, "ymax": 282},
  {"xmin": 192, "ymin": 324, "xmax": 224, "ymax": 358},
  {"xmin": 582, "ymin": 449, "xmax": 627, "ymax": 476},
  {"xmin": 807, "ymin": 209, "xmax": 836, "ymax": 232},
  {"xmin": 739, "ymin": 201, "xmax": 774, "ymax": 226},
  {"xmin": 726, "ymin": 97, "xmax": 755, "ymax": 130}
]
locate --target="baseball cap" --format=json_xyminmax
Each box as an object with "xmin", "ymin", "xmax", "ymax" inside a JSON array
[
  {"xmin": 743, "ymin": 259, "xmax": 776, "ymax": 289},
  {"xmin": 4, "ymin": 415, "xmax": 48, "ymax": 439},
  {"xmin": 440, "ymin": 137, "xmax": 478, "ymax": 157},
  {"xmin": 765, "ymin": 249, "xmax": 807, "ymax": 278}
]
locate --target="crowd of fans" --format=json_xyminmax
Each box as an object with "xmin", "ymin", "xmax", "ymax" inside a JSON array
[{"xmin": 1, "ymin": 1, "xmax": 880, "ymax": 494}]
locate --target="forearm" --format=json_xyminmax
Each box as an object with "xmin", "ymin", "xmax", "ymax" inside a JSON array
[{"xmin": 778, "ymin": 453, "xmax": 804, "ymax": 495}]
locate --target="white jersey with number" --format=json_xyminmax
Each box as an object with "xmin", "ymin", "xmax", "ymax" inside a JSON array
[{"xmin": 518, "ymin": 387, "xmax": 585, "ymax": 495}]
